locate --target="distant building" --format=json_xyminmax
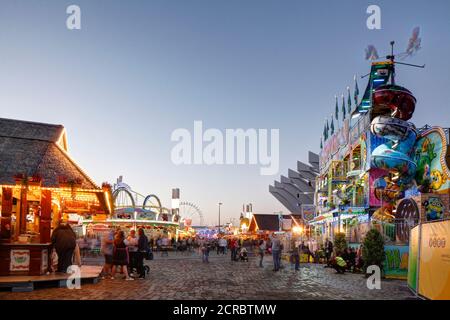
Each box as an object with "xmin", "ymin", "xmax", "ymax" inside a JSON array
[{"xmin": 269, "ymin": 151, "xmax": 318, "ymax": 217}]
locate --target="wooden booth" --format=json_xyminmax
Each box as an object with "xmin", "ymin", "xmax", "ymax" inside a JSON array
[{"xmin": 0, "ymin": 118, "xmax": 112, "ymax": 276}]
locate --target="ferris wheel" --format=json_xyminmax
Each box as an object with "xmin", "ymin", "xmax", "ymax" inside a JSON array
[{"xmin": 179, "ymin": 201, "xmax": 204, "ymax": 226}]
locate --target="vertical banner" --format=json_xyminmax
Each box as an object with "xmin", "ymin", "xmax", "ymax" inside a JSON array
[
  {"xmin": 408, "ymin": 226, "xmax": 419, "ymax": 291},
  {"xmin": 418, "ymin": 220, "xmax": 450, "ymax": 300}
]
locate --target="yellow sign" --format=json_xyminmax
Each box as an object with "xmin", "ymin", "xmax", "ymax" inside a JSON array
[{"xmin": 418, "ymin": 220, "xmax": 450, "ymax": 300}]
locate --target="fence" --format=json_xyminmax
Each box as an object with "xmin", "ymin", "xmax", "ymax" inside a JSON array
[{"xmin": 408, "ymin": 219, "xmax": 450, "ymax": 299}]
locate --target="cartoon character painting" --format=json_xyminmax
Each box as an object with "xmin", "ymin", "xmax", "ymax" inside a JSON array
[
  {"xmin": 423, "ymin": 197, "xmax": 445, "ymax": 221},
  {"xmin": 414, "ymin": 128, "xmax": 450, "ymax": 192}
]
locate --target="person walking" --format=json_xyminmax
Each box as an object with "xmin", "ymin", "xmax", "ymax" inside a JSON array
[
  {"xmin": 271, "ymin": 234, "xmax": 281, "ymax": 271},
  {"xmin": 290, "ymin": 241, "xmax": 300, "ymax": 271},
  {"xmin": 201, "ymin": 241, "xmax": 210, "ymax": 263},
  {"xmin": 137, "ymin": 228, "xmax": 149, "ymax": 279},
  {"xmin": 111, "ymin": 231, "xmax": 133, "ymax": 281},
  {"xmin": 156, "ymin": 237, "xmax": 162, "ymax": 252},
  {"xmin": 126, "ymin": 229, "xmax": 138, "ymax": 276},
  {"xmin": 219, "ymin": 237, "xmax": 227, "ymax": 255},
  {"xmin": 325, "ymin": 238, "xmax": 333, "ymax": 267},
  {"xmin": 161, "ymin": 236, "xmax": 169, "ymax": 257},
  {"xmin": 230, "ymin": 238, "xmax": 238, "ymax": 261},
  {"xmin": 51, "ymin": 223, "xmax": 77, "ymax": 273},
  {"xmin": 258, "ymin": 239, "xmax": 266, "ymax": 268},
  {"xmin": 100, "ymin": 229, "xmax": 114, "ymax": 279}
]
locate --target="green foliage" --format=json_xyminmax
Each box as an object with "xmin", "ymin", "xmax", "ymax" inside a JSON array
[
  {"xmin": 334, "ymin": 232, "xmax": 347, "ymax": 255},
  {"xmin": 362, "ymin": 228, "xmax": 386, "ymax": 272}
]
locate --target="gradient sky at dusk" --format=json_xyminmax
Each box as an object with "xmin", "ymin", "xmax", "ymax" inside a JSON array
[{"xmin": 1, "ymin": 0, "xmax": 450, "ymax": 225}]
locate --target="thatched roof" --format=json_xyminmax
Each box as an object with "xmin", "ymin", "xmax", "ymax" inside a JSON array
[{"xmin": 0, "ymin": 118, "xmax": 99, "ymax": 189}]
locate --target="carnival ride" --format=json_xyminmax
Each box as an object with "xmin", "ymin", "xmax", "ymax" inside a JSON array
[
  {"xmin": 369, "ymin": 42, "xmax": 450, "ymax": 222},
  {"xmin": 81, "ymin": 181, "xmax": 179, "ymax": 239},
  {"xmin": 100, "ymin": 182, "xmax": 204, "ymax": 233}
]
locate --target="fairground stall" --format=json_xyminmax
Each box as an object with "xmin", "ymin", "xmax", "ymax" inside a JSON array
[
  {"xmin": 0, "ymin": 118, "xmax": 112, "ymax": 276},
  {"xmin": 81, "ymin": 207, "xmax": 180, "ymax": 249},
  {"xmin": 73, "ymin": 183, "xmax": 187, "ymax": 256},
  {"xmin": 248, "ymin": 213, "xmax": 309, "ymax": 257}
]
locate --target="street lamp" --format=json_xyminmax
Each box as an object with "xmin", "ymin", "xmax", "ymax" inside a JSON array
[{"xmin": 218, "ymin": 202, "xmax": 223, "ymax": 234}]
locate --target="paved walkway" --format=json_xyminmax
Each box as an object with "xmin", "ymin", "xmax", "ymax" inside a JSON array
[{"xmin": 0, "ymin": 253, "xmax": 415, "ymax": 300}]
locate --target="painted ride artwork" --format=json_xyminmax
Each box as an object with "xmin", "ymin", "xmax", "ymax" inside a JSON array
[{"xmin": 312, "ymin": 42, "xmax": 450, "ymax": 299}]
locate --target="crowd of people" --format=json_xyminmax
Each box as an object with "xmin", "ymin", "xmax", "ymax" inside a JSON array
[
  {"xmin": 100, "ymin": 227, "xmax": 150, "ymax": 281},
  {"xmin": 51, "ymin": 222, "xmax": 365, "ymax": 279},
  {"xmin": 321, "ymin": 239, "xmax": 364, "ymax": 274}
]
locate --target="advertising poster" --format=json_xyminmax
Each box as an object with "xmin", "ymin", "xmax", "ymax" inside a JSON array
[
  {"xmin": 414, "ymin": 128, "xmax": 450, "ymax": 193},
  {"xmin": 10, "ymin": 250, "xmax": 30, "ymax": 272},
  {"xmin": 383, "ymin": 245, "xmax": 409, "ymax": 279},
  {"xmin": 418, "ymin": 220, "xmax": 450, "ymax": 300},
  {"xmin": 301, "ymin": 205, "xmax": 316, "ymax": 223}
]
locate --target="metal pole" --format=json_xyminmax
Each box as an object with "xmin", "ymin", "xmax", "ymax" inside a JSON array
[{"xmin": 218, "ymin": 202, "xmax": 222, "ymax": 235}]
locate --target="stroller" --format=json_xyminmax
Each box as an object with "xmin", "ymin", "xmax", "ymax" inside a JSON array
[
  {"xmin": 128, "ymin": 248, "xmax": 152, "ymax": 277},
  {"xmin": 239, "ymin": 247, "xmax": 249, "ymax": 262}
]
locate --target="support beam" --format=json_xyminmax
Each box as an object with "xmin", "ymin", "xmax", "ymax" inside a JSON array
[
  {"xmin": 40, "ymin": 190, "xmax": 52, "ymax": 243},
  {"xmin": 1, "ymin": 187, "xmax": 13, "ymax": 241}
]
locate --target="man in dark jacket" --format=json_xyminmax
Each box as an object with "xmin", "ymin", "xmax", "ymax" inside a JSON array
[
  {"xmin": 137, "ymin": 228, "xmax": 149, "ymax": 279},
  {"xmin": 51, "ymin": 223, "xmax": 77, "ymax": 273}
]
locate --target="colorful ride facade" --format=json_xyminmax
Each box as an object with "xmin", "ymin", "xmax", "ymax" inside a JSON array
[{"xmin": 312, "ymin": 58, "xmax": 450, "ymax": 246}]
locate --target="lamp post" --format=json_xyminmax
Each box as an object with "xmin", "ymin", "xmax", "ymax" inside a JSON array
[{"xmin": 218, "ymin": 202, "xmax": 223, "ymax": 235}]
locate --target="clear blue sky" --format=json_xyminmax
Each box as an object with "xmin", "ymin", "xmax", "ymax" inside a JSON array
[{"xmin": 1, "ymin": 0, "xmax": 449, "ymax": 225}]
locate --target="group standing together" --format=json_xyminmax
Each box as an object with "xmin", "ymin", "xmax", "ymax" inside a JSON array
[{"xmin": 101, "ymin": 227, "xmax": 150, "ymax": 280}]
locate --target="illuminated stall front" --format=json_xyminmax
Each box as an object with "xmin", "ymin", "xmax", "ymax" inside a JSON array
[{"xmin": 0, "ymin": 118, "xmax": 112, "ymax": 276}]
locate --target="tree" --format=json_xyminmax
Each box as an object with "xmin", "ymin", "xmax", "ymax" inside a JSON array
[
  {"xmin": 362, "ymin": 228, "xmax": 385, "ymax": 273},
  {"xmin": 334, "ymin": 232, "xmax": 347, "ymax": 255}
]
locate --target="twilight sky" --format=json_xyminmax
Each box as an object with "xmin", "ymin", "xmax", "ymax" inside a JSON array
[{"xmin": 1, "ymin": 0, "xmax": 449, "ymax": 225}]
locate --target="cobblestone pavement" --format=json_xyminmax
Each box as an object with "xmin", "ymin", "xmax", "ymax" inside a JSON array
[{"xmin": 0, "ymin": 252, "xmax": 415, "ymax": 300}]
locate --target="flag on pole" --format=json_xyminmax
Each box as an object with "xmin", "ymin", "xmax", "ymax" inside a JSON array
[
  {"xmin": 354, "ymin": 74, "xmax": 359, "ymax": 106},
  {"xmin": 347, "ymin": 86, "xmax": 352, "ymax": 114},
  {"xmin": 341, "ymin": 94, "xmax": 346, "ymax": 120},
  {"xmin": 330, "ymin": 115, "xmax": 334, "ymax": 135},
  {"xmin": 335, "ymin": 95, "xmax": 339, "ymax": 121}
]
